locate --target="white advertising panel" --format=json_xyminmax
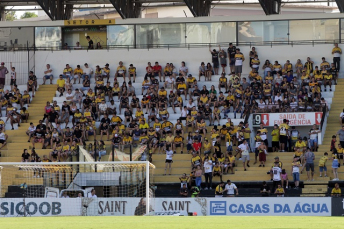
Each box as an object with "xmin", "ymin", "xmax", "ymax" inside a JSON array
[
  {"xmin": 0, "ymin": 197, "xmax": 332, "ymax": 216},
  {"xmin": 253, "ymin": 112, "xmax": 323, "ymax": 127},
  {"xmin": 208, "ymin": 197, "xmax": 331, "ymax": 216},
  {"xmin": 0, "ymin": 198, "xmax": 81, "ymax": 217},
  {"xmin": 86, "ymin": 198, "xmax": 142, "ymax": 216},
  {"xmin": 154, "ymin": 198, "xmax": 206, "ymax": 216}
]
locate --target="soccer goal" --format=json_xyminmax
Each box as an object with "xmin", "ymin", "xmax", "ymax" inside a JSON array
[{"xmin": 0, "ymin": 161, "xmax": 155, "ymax": 217}]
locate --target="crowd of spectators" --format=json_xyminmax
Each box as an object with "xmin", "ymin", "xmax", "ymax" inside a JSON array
[{"xmin": 0, "ymin": 42, "xmax": 342, "ymax": 197}]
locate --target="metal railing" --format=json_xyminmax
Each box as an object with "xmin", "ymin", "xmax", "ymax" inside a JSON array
[{"xmin": 0, "ymin": 39, "xmax": 340, "ymax": 52}]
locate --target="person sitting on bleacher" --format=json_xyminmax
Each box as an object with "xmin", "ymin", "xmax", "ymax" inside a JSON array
[
  {"xmin": 102, "ymin": 63, "xmax": 110, "ymax": 81},
  {"xmin": 189, "ymin": 85, "xmax": 201, "ymax": 102},
  {"xmin": 42, "ymin": 63, "xmax": 54, "ymax": 85},
  {"xmin": 60, "ymin": 140, "xmax": 71, "ymax": 162},
  {"xmin": 56, "ymin": 75, "xmax": 65, "ymax": 97},
  {"xmin": 93, "ymin": 65, "xmax": 101, "ymax": 81},
  {"xmin": 20, "ymin": 90, "xmax": 31, "ymax": 108},
  {"xmin": 80, "ymin": 63, "xmax": 92, "ymax": 81},
  {"xmin": 110, "ymin": 82, "xmax": 120, "ymax": 101},
  {"xmin": 25, "ymin": 122, "xmax": 37, "ymax": 142},
  {"xmin": 102, "ymin": 82, "xmax": 112, "ymax": 100},
  {"xmin": 139, "ymin": 132, "xmax": 149, "ymax": 145},
  {"xmin": 150, "ymin": 76, "xmax": 159, "ymax": 92},
  {"xmin": 8, "ymin": 107, "xmax": 20, "ymax": 130},
  {"xmin": 331, "ymin": 183, "xmax": 341, "ymax": 197},
  {"xmin": 121, "ymin": 108, "xmax": 132, "ymax": 126},
  {"xmin": 139, "ymin": 119, "xmax": 149, "ymax": 134},
  {"xmin": 164, "ymin": 74, "xmax": 175, "ymax": 91},
  {"xmin": 49, "ymin": 127, "xmax": 59, "ymax": 147},
  {"xmin": 141, "ymin": 76, "xmax": 151, "ymax": 96},
  {"xmin": 115, "ymin": 61, "xmax": 127, "ymax": 81},
  {"xmin": 70, "ymin": 108, "xmax": 80, "ymax": 126},
  {"xmin": 131, "ymin": 124, "xmax": 141, "ymax": 142},
  {"xmin": 191, "ymin": 150, "xmax": 202, "ymax": 168},
  {"xmin": 323, "ymin": 69, "xmax": 333, "ymax": 92},
  {"xmin": 27, "ymin": 77, "xmax": 36, "ymax": 99},
  {"xmin": 72, "ymin": 88, "xmax": 83, "ymax": 107},
  {"xmin": 158, "ymin": 107, "xmax": 169, "ymax": 121},
  {"xmin": 129, "ymin": 93, "xmax": 139, "ymax": 111},
  {"xmin": 49, "ymin": 146, "xmax": 60, "ymax": 162},
  {"xmin": 81, "ymin": 94, "xmax": 91, "ymax": 110},
  {"xmin": 94, "ymin": 76, "xmax": 104, "ymax": 95},
  {"xmin": 19, "ymin": 106, "xmax": 29, "ymax": 123},
  {"xmin": 158, "ymin": 89, "xmax": 168, "ymax": 108},
  {"xmin": 62, "ymin": 126, "xmax": 72, "ymax": 142},
  {"xmin": 73, "ymin": 65, "xmax": 83, "ymax": 84},
  {"xmin": 98, "ymin": 113, "xmax": 110, "ymax": 139},
  {"xmin": 10, "ymin": 89, "xmax": 19, "ymax": 107},
  {"xmin": 173, "ymin": 132, "xmax": 184, "ymax": 154},
  {"xmin": 120, "ymin": 132, "xmax": 132, "ymax": 151},
  {"xmin": 97, "ymin": 99, "xmax": 108, "ymax": 118},
  {"xmin": 186, "ymin": 73, "xmax": 197, "ymax": 92},
  {"xmin": 84, "ymin": 120, "xmax": 95, "ymax": 141},
  {"xmin": 162, "ymin": 63, "xmax": 172, "ymax": 83},
  {"xmin": 73, "ymin": 124, "xmax": 83, "ymax": 144},
  {"xmin": 62, "ymin": 64, "xmax": 73, "ymax": 80}
]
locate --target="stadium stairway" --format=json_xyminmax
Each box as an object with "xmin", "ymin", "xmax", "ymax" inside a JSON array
[
  {"xmin": 299, "ymin": 79, "xmax": 344, "ymax": 197},
  {"xmin": 318, "ymin": 78, "xmax": 344, "ymax": 155},
  {"xmin": 318, "ymin": 78, "xmax": 344, "ymax": 181},
  {"xmin": 0, "ymin": 84, "xmax": 57, "ymax": 197}
]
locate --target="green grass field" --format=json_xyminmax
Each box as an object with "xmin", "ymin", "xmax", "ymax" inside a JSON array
[{"xmin": 0, "ymin": 216, "xmax": 343, "ymax": 229}]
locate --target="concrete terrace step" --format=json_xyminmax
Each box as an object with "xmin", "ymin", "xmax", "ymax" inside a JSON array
[
  {"xmin": 300, "ymin": 194, "xmax": 326, "ymax": 197},
  {"xmin": 302, "ymin": 187, "xmax": 328, "ymax": 194}
]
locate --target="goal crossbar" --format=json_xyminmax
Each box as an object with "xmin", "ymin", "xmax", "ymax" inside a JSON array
[{"xmin": 0, "ymin": 161, "xmax": 155, "ymax": 216}]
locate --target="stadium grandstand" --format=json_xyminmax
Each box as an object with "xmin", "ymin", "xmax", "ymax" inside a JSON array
[{"xmin": 0, "ymin": 0, "xmax": 344, "ymax": 219}]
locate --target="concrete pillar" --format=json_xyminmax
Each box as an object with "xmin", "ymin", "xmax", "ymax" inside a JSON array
[{"xmin": 0, "ymin": 7, "xmax": 5, "ymax": 21}]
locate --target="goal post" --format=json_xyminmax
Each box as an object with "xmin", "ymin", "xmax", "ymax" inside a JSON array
[{"xmin": 0, "ymin": 161, "xmax": 155, "ymax": 217}]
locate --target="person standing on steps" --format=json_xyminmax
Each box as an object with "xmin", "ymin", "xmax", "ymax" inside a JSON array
[
  {"xmin": 203, "ymin": 157, "xmax": 213, "ymax": 190},
  {"xmin": 164, "ymin": 146, "xmax": 173, "ymax": 176},
  {"xmin": 279, "ymin": 119, "xmax": 289, "ymax": 152},
  {"xmin": 218, "ymin": 46, "xmax": 227, "ymax": 74},
  {"xmin": 272, "ymin": 162, "xmax": 282, "ymax": 192},
  {"xmin": 332, "ymin": 43, "xmax": 342, "ymax": 72},
  {"xmin": 309, "ymin": 124, "xmax": 320, "ymax": 152},
  {"xmin": 336, "ymin": 126, "xmax": 344, "ymax": 148},
  {"xmin": 234, "ymin": 48, "xmax": 245, "ymax": 78},
  {"xmin": 291, "ymin": 157, "xmax": 301, "ymax": 189},
  {"xmin": 194, "ymin": 165, "xmax": 203, "ymax": 190},
  {"xmin": 209, "ymin": 46, "xmax": 219, "ymax": 75},
  {"xmin": 332, "ymin": 156, "xmax": 340, "ymax": 181},
  {"xmin": 0, "ymin": 62, "xmax": 8, "ymax": 86},
  {"xmin": 304, "ymin": 148, "xmax": 315, "ymax": 181},
  {"xmin": 238, "ymin": 139, "xmax": 250, "ymax": 171},
  {"xmin": 289, "ymin": 126, "xmax": 300, "ymax": 152}
]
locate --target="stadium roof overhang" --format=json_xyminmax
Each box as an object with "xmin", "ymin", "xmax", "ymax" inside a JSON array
[{"xmin": 0, "ymin": 0, "xmax": 343, "ymax": 20}]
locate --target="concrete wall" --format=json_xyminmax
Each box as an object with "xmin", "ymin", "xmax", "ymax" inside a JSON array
[{"xmin": 34, "ymin": 44, "xmax": 342, "ymax": 79}]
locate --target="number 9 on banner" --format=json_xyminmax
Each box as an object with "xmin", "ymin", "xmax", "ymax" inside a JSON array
[{"xmin": 253, "ymin": 114, "xmax": 261, "ymax": 126}]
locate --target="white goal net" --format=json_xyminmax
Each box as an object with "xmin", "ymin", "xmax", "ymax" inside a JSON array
[{"xmin": 0, "ymin": 161, "xmax": 155, "ymax": 217}]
